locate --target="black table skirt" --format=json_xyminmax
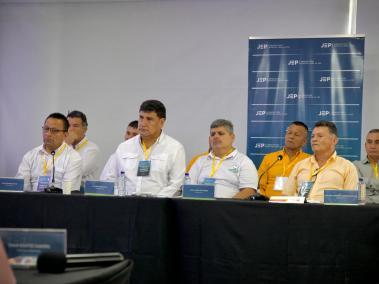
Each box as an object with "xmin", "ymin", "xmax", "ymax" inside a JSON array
[
  {"xmin": 14, "ymin": 259, "xmax": 133, "ymax": 284},
  {"xmin": 1, "ymin": 192, "xmax": 378, "ymax": 284}
]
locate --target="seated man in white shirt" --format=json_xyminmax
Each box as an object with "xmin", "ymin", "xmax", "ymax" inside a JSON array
[
  {"xmin": 16, "ymin": 113, "xmax": 82, "ymax": 194},
  {"xmin": 100, "ymin": 120, "xmax": 139, "ymax": 180},
  {"xmin": 124, "ymin": 120, "xmax": 139, "ymax": 141},
  {"xmin": 66, "ymin": 110, "xmax": 100, "ymax": 183},
  {"xmin": 102, "ymin": 100, "xmax": 186, "ymax": 197},
  {"xmin": 189, "ymin": 119, "xmax": 258, "ymax": 199}
]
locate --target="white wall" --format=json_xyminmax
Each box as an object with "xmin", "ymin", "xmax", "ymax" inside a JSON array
[
  {"xmin": 357, "ymin": 0, "xmax": 379, "ymax": 145},
  {"xmin": 1, "ymin": 0, "xmax": 376, "ymax": 176}
]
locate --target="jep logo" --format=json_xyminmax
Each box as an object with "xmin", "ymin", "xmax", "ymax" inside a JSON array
[
  {"xmin": 254, "ymin": 143, "xmax": 265, "ymax": 148},
  {"xmin": 320, "ymin": 76, "xmax": 331, "ymax": 82},
  {"xmin": 321, "ymin": 43, "xmax": 332, "ymax": 48},
  {"xmin": 256, "ymin": 77, "xmax": 268, "ymax": 83},
  {"xmin": 288, "ymin": 60, "xmax": 299, "ymax": 66},
  {"xmin": 257, "ymin": 44, "xmax": 268, "ymax": 49},
  {"xmin": 318, "ymin": 111, "xmax": 330, "ymax": 116},
  {"xmin": 256, "ymin": 111, "xmax": 266, "ymax": 116},
  {"xmin": 286, "ymin": 93, "xmax": 298, "ymax": 99}
]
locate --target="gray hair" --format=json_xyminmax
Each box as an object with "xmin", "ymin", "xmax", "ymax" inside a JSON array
[{"xmin": 210, "ymin": 119, "xmax": 234, "ymax": 134}]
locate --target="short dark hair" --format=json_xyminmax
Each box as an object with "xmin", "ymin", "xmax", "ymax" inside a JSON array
[
  {"xmin": 139, "ymin": 100, "xmax": 166, "ymax": 119},
  {"xmin": 368, "ymin": 129, "xmax": 379, "ymax": 134},
  {"xmin": 210, "ymin": 119, "xmax": 234, "ymax": 134},
  {"xmin": 290, "ymin": 121, "xmax": 308, "ymax": 132},
  {"xmin": 128, "ymin": 120, "xmax": 138, "ymax": 129},
  {"xmin": 45, "ymin": 113, "xmax": 69, "ymax": 131},
  {"xmin": 314, "ymin": 120, "xmax": 338, "ymax": 136},
  {"xmin": 67, "ymin": 110, "xmax": 88, "ymax": 127}
]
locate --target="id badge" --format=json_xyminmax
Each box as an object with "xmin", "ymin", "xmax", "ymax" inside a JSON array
[
  {"xmin": 37, "ymin": 175, "xmax": 51, "ymax": 192},
  {"xmin": 137, "ymin": 160, "xmax": 151, "ymax": 176},
  {"xmin": 298, "ymin": 181, "xmax": 314, "ymax": 198},
  {"xmin": 202, "ymin": 178, "xmax": 216, "ymax": 185},
  {"xmin": 273, "ymin": 176, "xmax": 288, "ymax": 191}
]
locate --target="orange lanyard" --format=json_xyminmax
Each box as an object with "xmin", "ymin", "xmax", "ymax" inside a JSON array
[
  {"xmin": 42, "ymin": 144, "xmax": 66, "ymax": 175},
  {"xmin": 210, "ymin": 149, "xmax": 234, "ymax": 177}
]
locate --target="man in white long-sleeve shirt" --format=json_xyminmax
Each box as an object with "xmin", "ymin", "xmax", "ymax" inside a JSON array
[
  {"xmin": 102, "ymin": 100, "xmax": 186, "ymax": 197},
  {"xmin": 16, "ymin": 113, "xmax": 82, "ymax": 194},
  {"xmin": 66, "ymin": 110, "xmax": 100, "ymax": 183},
  {"xmin": 100, "ymin": 120, "xmax": 139, "ymax": 180}
]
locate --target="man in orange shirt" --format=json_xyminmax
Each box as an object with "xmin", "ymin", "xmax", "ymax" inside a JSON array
[
  {"xmin": 258, "ymin": 121, "xmax": 310, "ymax": 198},
  {"xmin": 283, "ymin": 120, "xmax": 358, "ymax": 202}
]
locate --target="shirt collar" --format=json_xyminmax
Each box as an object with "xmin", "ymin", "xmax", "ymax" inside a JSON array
[
  {"xmin": 282, "ymin": 147, "xmax": 302, "ymax": 158},
  {"xmin": 310, "ymin": 151, "xmax": 337, "ymax": 165},
  {"xmin": 39, "ymin": 142, "xmax": 67, "ymax": 155},
  {"xmin": 138, "ymin": 131, "xmax": 165, "ymax": 147},
  {"xmin": 74, "ymin": 137, "xmax": 88, "ymax": 149},
  {"xmin": 363, "ymin": 156, "xmax": 379, "ymax": 165},
  {"xmin": 208, "ymin": 148, "xmax": 237, "ymax": 160},
  {"xmin": 362, "ymin": 156, "xmax": 370, "ymax": 164}
]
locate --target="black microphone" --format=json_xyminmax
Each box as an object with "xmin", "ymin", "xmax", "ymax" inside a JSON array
[
  {"xmin": 37, "ymin": 252, "xmax": 124, "ymax": 273},
  {"xmin": 250, "ymin": 154, "xmax": 283, "ymax": 201},
  {"xmin": 51, "ymin": 150, "xmax": 56, "ymax": 184},
  {"xmin": 44, "ymin": 150, "xmax": 63, "ymax": 194}
]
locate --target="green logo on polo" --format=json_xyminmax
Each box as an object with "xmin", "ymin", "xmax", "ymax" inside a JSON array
[{"xmin": 228, "ymin": 166, "xmax": 239, "ymax": 173}]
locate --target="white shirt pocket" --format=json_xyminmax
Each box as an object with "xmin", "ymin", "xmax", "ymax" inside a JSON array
[
  {"xmin": 54, "ymin": 168, "xmax": 65, "ymax": 187},
  {"xmin": 150, "ymin": 154, "xmax": 168, "ymax": 172},
  {"xmin": 121, "ymin": 153, "xmax": 139, "ymax": 171}
]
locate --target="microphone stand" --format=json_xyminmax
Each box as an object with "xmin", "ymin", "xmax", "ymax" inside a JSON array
[
  {"xmin": 44, "ymin": 150, "xmax": 63, "ymax": 194},
  {"xmin": 250, "ymin": 154, "xmax": 283, "ymax": 201}
]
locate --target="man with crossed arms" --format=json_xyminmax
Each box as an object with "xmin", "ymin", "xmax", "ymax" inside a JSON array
[{"xmin": 283, "ymin": 120, "xmax": 358, "ymax": 202}]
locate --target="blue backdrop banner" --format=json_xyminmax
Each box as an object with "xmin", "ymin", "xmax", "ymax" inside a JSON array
[{"xmin": 247, "ymin": 35, "xmax": 365, "ymax": 167}]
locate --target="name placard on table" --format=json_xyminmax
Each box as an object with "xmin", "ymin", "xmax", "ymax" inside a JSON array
[
  {"xmin": 324, "ymin": 189, "xmax": 359, "ymax": 205},
  {"xmin": 269, "ymin": 196, "xmax": 305, "ymax": 204},
  {"xmin": 84, "ymin": 180, "xmax": 115, "ymax": 196},
  {"xmin": 0, "ymin": 228, "xmax": 67, "ymax": 268},
  {"xmin": 0, "ymin": 177, "xmax": 24, "ymax": 192},
  {"xmin": 182, "ymin": 184, "xmax": 215, "ymax": 200}
]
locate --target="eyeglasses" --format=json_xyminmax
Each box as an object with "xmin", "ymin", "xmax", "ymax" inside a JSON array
[{"xmin": 42, "ymin": 126, "xmax": 66, "ymax": 134}]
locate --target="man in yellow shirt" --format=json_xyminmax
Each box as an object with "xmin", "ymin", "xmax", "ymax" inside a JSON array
[
  {"xmin": 258, "ymin": 121, "xmax": 310, "ymax": 198},
  {"xmin": 186, "ymin": 138, "xmax": 211, "ymax": 173},
  {"xmin": 186, "ymin": 151, "xmax": 209, "ymax": 173},
  {"xmin": 282, "ymin": 120, "xmax": 358, "ymax": 202}
]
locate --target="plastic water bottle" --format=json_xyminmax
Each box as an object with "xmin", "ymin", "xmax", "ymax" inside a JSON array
[
  {"xmin": 184, "ymin": 173, "xmax": 191, "ymax": 185},
  {"xmin": 357, "ymin": 178, "xmax": 366, "ymax": 205},
  {"xmin": 118, "ymin": 171, "xmax": 126, "ymax": 196},
  {"xmin": 177, "ymin": 173, "xmax": 191, "ymax": 197}
]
